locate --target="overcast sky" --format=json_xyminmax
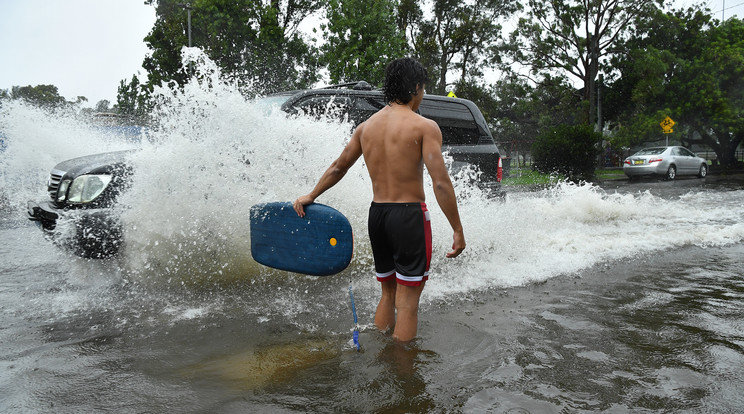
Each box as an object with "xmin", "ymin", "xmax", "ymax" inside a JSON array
[
  {"xmin": 0, "ymin": 1, "xmax": 155, "ymax": 106},
  {"xmin": 1, "ymin": 1, "xmax": 742, "ymax": 107}
]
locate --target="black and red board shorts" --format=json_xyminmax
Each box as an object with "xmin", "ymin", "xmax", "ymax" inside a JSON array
[{"xmin": 368, "ymin": 202, "xmax": 432, "ymax": 286}]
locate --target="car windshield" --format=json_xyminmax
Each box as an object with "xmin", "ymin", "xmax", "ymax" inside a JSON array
[
  {"xmin": 255, "ymin": 95, "xmax": 292, "ymax": 113},
  {"xmin": 634, "ymin": 148, "xmax": 666, "ymax": 156}
]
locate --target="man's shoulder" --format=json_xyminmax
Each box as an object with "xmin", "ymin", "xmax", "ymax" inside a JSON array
[
  {"xmin": 363, "ymin": 105, "xmax": 438, "ymax": 131},
  {"xmin": 413, "ymin": 112, "xmax": 441, "ymax": 132},
  {"xmin": 415, "ymin": 112, "xmax": 437, "ymax": 125}
]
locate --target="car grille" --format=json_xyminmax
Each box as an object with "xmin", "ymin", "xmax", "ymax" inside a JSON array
[{"xmin": 48, "ymin": 169, "xmax": 65, "ymax": 201}]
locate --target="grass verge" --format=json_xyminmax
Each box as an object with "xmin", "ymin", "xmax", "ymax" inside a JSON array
[{"xmin": 502, "ymin": 167, "xmax": 626, "ymax": 186}]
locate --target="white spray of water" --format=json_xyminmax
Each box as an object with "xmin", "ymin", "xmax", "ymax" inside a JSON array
[
  {"xmin": 3, "ymin": 50, "xmax": 744, "ymax": 308},
  {"xmin": 434, "ymin": 182, "xmax": 744, "ymax": 299},
  {"xmin": 0, "ymin": 102, "xmax": 141, "ymax": 210}
]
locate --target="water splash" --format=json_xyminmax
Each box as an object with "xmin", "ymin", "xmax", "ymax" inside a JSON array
[
  {"xmin": 3, "ymin": 50, "xmax": 744, "ymax": 308},
  {"xmin": 0, "ymin": 102, "xmax": 140, "ymax": 214},
  {"xmin": 436, "ymin": 181, "xmax": 744, "ymax": 298}
]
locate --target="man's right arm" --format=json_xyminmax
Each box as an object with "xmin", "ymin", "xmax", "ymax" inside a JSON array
[
  {"xmin": 293, "ymin": 124, "xmax": 364, "ymax": 217},
  {"xmin": 420, "ymin": 120, "xmax": 465, "ymax": 258}
]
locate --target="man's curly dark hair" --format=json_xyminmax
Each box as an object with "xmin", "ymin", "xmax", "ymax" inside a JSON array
[{"xmin": 382, "ymin": 57, "xmax": 430, "ymax": 105}]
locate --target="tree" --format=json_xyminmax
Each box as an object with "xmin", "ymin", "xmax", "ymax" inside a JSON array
[
  {"xmin": 10, "ymin": 85, "xmax": 70, "ymax": 108},
  {"xmin": 141, "ymin": 0, "xmax": 321, "ymax": 95},
  {"xmin": 241, "ymin": 0, "xmax": 323, "ymax": 93},
  {"xmin": 673, "ymin": 18, "xmax": 744, "ymax": 168},
  {"xmin": 510, "ymin": 0, "xmax": 661, "ymax": 124},
  {"xmin": 477, "ymin": 74, "xmax": 583, "ymax": 166},
  {"xmin": 321, "ymin": 0, "xmax": 407, "ymax": 86},
  {"xmin": 396, "ymin": 0, "xmax": 423, "ymax": 43},
  {"xmin": 95, "ymin": 100, "xmax": 111, "ymax": 113},
  {"xmin": 142, "ymin": 0, "xmax": 193, "ymax": 90},
  {"xmin": 414, "ymin": 0, "xmax": 517, "ymax": 94},
  {"xmin": 116, "ymin": 75, "xmax": 152, "ymax": 118},
  {"xmin": 606, "ymin": 7, "xmax": 744, "ymax": 168},
  {"xmin": 532, "ymin": 123, "xmax": 601, "ymax": 181},
  {"xmin": 455, "ymin": 0, "xmax": 519, "ymax": 82}
]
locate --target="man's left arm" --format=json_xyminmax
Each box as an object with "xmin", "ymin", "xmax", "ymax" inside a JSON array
[{"xmin": 421, "ymin": 120, "xmax": 466, "ymax": 258}]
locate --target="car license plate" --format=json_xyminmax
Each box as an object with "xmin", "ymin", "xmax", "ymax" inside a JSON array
[{"xmin": 633, "ymin": 160, "xmax": 644, "ymax": 165}]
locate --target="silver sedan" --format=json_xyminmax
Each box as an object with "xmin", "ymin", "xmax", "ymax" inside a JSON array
[{"xmin": 623, "ymin": 146, "xmax": 709, "ymax": 180}]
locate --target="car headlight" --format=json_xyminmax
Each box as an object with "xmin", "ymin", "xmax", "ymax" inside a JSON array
[
  {"xmin": 66, "ymin": 174, "xmax": 113, "ymax": 204},
  {"xmin": 57, "ymin": 179, "xmax": 71, "ymax": 202}
]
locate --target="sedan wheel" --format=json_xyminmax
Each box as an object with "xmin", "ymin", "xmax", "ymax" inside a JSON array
[
  {"xmin": 698, "ymin": 164, "xmax": 708, "ymax": 178},
  {"xmin": 665, "ymin": 165, "xmax": 676, "ymax": 180}
]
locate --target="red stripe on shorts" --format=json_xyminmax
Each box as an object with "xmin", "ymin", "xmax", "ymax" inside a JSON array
[{"xmin": 421, "ymin": 203, "xmax": 432, "ymax": 273}]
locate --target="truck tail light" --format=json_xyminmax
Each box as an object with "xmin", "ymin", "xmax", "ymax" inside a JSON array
[{"xmin": 497, "ymin": 157, "xmax": 503, "ymax": 182}]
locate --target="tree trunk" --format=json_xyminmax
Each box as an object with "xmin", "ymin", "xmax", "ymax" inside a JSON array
[
  {"xmin": 698, "ymin": 129, "xmax": 741, "ymax": 169},
  {"xmin": 438, "ymin": 53, "xmax": 448, "ymax": 95}
]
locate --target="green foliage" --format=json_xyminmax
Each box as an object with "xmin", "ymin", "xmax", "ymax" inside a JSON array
[
  {"xmin": 531, "ymin": 124, "xmax": 600, "ymax": 182},
  {"xmin": 123, "ymin": 0, "xmax": 743, "ymax": 172},
  {"xmin": 243, "ymin": 0, "xmax": 322, "ymax": 93},
  {"xmin": 458, "ymin": 75, "xmax": 581, "ymax": 165},
  {"xmin": 321, "ymin": 0, "xmax": 407, "ymax": 86},
  {"xmin": 606, "ymin": 7, "xmax": 744, "ymax": 168},
  {"xmin": 1, "ymin": 85, "xmax": 92, "ymax": 111},
  {"xmin": 453, "ymin": 0, "xmax": 519, "ymax": 82},
  {"xmin": 95, "ymin": 100, "xmax": 111, "ymax": 112},
  {"xmin": 116, "ymin": 76, "xmax": 152, "ymax": 118},
  {"xmin": 10, "ymin": 85, "xmax": 69, "ymax": 108},
  {"xmin": 142, "ymin": 1, "xmax": 192, "ymax": 90},
  {"xmin": 414, "ymin": 0, "xmax": 518, "ymax": 94},
  {"xmin": 137, "ymin": 0, "xmax": 517, "ymax": 98},
  {"xmin": 139, "ymin": 0, "xmax": 321, "ymax": 96},
  {"xmin": 510, "ymin": 0, "xmax": 661, "ymax": 123}
]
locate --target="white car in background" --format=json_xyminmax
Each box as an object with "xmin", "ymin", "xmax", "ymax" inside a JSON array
[{"xmin": 623, "ymin": 146, "xmax": 709, "ymax": 180}]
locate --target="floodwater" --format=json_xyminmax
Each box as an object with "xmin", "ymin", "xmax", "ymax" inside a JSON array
[{"xmin": 2, "ymin": 53, "xmax": 744, "ymax": 412}]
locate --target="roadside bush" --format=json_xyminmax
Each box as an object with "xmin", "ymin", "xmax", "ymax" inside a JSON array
[{"xmin": 531, "ymin": 124, "xmax": 601, "ymax": 182}]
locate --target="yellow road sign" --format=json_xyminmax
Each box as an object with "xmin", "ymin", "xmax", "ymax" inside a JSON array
[{"xmin": 660, "ymin": 116, "xmax": 675, "ymax": 133}]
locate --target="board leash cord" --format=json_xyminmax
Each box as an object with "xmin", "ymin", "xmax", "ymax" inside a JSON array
[{"xmin": 348, "ymin": 282, "xmax": 360, "ymax": 351}]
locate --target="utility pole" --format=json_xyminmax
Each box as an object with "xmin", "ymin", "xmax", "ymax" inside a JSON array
[
  {"xmin": 597, "ymin": 74, "xmax": 603, "ymax": 133},
  {"xmin": 178, "ymin": 3, "xmax": 192, "ymax": 47}
]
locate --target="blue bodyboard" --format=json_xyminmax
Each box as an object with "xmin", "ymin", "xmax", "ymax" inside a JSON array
[{"xmin": 250, "ymin": 202, "xmax": 353, "ymax": 276}]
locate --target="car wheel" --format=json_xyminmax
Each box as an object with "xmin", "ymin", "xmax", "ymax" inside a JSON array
[
  {"xmin": 665, "ymin": 165, "xmax": 676, "ymax": 180},
  {"xmin": 698, "ymin": 164, "xmax": 708, "ymax": 178}
]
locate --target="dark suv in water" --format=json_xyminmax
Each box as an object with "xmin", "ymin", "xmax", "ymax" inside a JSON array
[{"xmin": 27, "ymin": 82, "xmax": 504, "ymax": 258}]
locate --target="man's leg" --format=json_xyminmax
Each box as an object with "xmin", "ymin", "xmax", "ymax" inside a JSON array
[
  {"xmin": 374, "ymin": 278, "xmax": 397, "ymax": 332},
  {"xmin": 392, "ymin": 282, "xmax": 425, "ymax": 342}
]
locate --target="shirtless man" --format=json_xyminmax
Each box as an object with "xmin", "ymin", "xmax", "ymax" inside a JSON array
[{"xmin": 293, "ymin": 57, "xmax": 465, "ymax": 342}]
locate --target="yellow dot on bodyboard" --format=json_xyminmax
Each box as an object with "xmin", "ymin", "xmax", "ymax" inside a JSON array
[{"xmin": 329, "ymin": 237, "xmax": 337, "ymax": 246}]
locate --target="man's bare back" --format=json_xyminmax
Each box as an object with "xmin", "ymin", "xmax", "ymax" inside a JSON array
[{"xmin": 357, "ymin": 102, "xmax": 437, "ymax": 204}]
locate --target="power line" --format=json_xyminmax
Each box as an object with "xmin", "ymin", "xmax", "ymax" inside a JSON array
[
  {"xmin": 717, "ymin": 1, "xmax": 744, "ymax": 12},
  {"xmin": 715, "ymin": 0, "xmax": 744, "ymax": 20}
]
